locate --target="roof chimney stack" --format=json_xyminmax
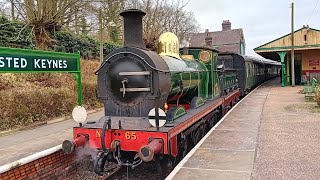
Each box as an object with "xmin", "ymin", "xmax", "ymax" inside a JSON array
[
  {"xmin": 222, "ymin": 20, "xmax": 231, "ymax": 31},
  {"xmin": 205, "ymin": 29, "xmax": 212, "ymax": 47},
  {"xmin": 205, "ymin": 29, "xmax": 209, "ymax": 36}
]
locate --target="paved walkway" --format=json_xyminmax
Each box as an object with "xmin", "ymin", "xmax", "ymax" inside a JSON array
[
  {"xmin": 252, "ymin": 82, "xmax": 320, "ymax": 179},
  {"xmin": 0, "ymin": 110, "xmax": 104, "ymax": 166},
  {"xmin": 167, "ymin": 78, "xmax": 320, "ymax": 180}
]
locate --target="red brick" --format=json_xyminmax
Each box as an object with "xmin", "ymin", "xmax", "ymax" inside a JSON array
[
  {"xmin": 33, "ymin": 174, "xmax": 39, "ymax": 180},
  {"xmin": 27, "ymin": 172, "xmax": 36, "ymax": 178},
  {"xmin": 34, "ymin": 163, "xmax": 40, "ymax": 168},
  {"xmin": 8, "ymin": 173, "xmax": 15, "ymax": 178},
  {"xmin": 25, "ymin": 164, "xmax": 33, "ymax": 169},
  {"xmin": 13, "ymin": 169, "xmax": 19, "ymax": 173},
  {"xmin": 18, "ymin": 166, "xmax": 25, "ymax": 171}
]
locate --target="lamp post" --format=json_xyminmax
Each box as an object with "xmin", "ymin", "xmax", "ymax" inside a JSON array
[{"xmin": 291, "ymin": 0, "xmax": 295, "ymax": 86}]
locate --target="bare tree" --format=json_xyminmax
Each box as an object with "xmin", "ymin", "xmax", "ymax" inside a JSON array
[
  {"xmin": 14, "ymin": 0, "xmax": 88, "ymax": 49},
  {"xmin": 87, "ymin": 0, "xmax": 125, "ymax": 43},
  {"xmin": 126, "ymin": 0, "xmax": 200, "ymax": 50},
  {"xmin": 0, "ymin": 1, "xmax": 10, "ymax": 17}
]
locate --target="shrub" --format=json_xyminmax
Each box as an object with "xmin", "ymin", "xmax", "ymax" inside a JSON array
[
  {"xmin": 0, "ymin": 87, "xmax": 76, "ymax": 131},
  {"xmin": 0, "ymin": 16, "xmax": 35, "ymax": 49},
  {"xmin": 314, "ymin": 86, "xmax": 320, "ymax": 106},
  {"xmin": 103, "ymin": 41, "xmax": 121, "ymax": 56},
  {"xmin": 53, "ymin": 31, "xmax": 120, "ymax": 59},
  {"xmin": 0, "ymin": 17, "xmax": 120, "ymax": 59},
  {"xmin": 81, "ymin": 60, "xmax": 102, "ymax": 109}
]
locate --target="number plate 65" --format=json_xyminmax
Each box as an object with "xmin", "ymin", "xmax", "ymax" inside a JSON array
[{"xmin": 125, "ymin": 132, "xmax": 137, "ymax": 140}]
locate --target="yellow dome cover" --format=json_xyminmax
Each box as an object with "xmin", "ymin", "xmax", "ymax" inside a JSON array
[{"xmin": 158, "ymin": 32, "xmax": 181, "ymax": 59}]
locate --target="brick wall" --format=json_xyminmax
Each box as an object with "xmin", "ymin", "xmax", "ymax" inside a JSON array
[{"xmin": 0, "ymin": 150, "xmax": 74, "ymax": 180}]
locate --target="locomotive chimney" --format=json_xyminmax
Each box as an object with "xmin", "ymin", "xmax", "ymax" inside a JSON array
[{"xmin": 120, "ymin": 9, "xmax": 146, "ymax": 48}]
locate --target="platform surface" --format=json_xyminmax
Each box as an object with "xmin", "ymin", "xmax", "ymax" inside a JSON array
[
  {"xmin": 0, "ymin": 111, "xmax": 104, "ymax": 166},
  {"xmin": 167, "ymin": 78, "xmax": 320, "ymax": 180}
]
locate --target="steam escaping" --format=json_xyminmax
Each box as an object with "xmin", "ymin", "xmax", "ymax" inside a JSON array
[{"xmin": 75, "ymin": 142, "xmax": 97, "ymax": 161}]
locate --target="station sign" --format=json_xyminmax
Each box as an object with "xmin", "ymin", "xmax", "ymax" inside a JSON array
[
  {"xmin": 0, "ymin": 47, "xmax": 79, "ymax": 72},
  {"xmin": 0, "ymin": 47, "xmax": 82, "ymax": 105}
]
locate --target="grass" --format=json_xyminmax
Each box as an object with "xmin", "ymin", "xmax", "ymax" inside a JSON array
[{"xmin": 285, "ymin": 103, "xmax": 320, "ymax": 113}]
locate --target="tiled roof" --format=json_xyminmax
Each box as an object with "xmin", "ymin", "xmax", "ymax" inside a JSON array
[
  {"xmin": 215, "ymin": 45, "xmax": 240, "ymax": 53},
  {"xmin": 189, "ymin": 29, "xmax": 245, "ymax": 53}
]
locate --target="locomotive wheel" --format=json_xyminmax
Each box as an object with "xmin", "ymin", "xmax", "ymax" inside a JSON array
[
  {"xmin": 181, "ymin": 138, "xmax": 188, "ymax": 157},
  {"xmin": 173, "ymin": 137, "xmax": 189, "ymax": 167},
  {"xmin": 214, "ymin": 113, "xmax": 220, "ymax": 124},
  {"xmin": 208, "ymin": 118, "xmax": 215, "ymax": 129},
  {"xmin": 208, "ymin": 112, "xmax": 220, "ymax": 130},
  {"xmin": 200, "ymin": 125, "xmax": 207, "ymax": 138},
  {"xmin": 192, "ymin": 128, "xmax": 202, "ymax": 145},
  {"xmin": 93, "ymin": 152, "xmax": 108, "ymax": 175}
]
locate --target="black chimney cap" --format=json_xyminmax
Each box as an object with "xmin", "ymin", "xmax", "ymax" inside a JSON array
[{"xmin": 120, "ymin": 9, "xmax": 146, "ymax": 17}]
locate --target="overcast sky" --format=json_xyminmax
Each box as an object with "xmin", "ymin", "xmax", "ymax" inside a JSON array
[{"xmin": 185, "ymin": 0, "xmax": 320, "ymax": 56}]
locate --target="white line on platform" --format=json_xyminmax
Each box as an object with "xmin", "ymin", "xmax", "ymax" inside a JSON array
[
  {"xmin": 0, "ymin": 144, "xmax": 62, "ymax": 174},
  {"xmin": 165, "ymin": 82, "xmax": 268, "ymax": 180}
]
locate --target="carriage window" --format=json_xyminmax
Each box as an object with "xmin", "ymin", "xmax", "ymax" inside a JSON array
[
  {"xmin": 251, "ymin": 64, "xmax": 253, "ymax": 76},
  {"xmin": 253, "ymin": 64, "xmax": 255, "ymax": 75}
]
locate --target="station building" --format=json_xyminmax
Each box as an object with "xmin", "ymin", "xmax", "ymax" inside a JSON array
[
  {"xmin": 254, "ymin": 26, "xmax": 320, "ymax": 86},
  {"xmin": 189, "ymin": 20, "xmax": 246, "ymax": 55}
]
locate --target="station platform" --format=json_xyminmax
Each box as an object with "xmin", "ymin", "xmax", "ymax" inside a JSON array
[
  {"xmin": 0, "ymin": 110, "xmax": 103, "ymax": 166},
  {"xmin": 166, "ymin": 78, "xmax": 320, "ymax": 180}
]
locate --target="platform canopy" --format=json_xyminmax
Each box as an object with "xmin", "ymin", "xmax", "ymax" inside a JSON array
[
  {"xmin": 254, "ymin": 26, "xmax": 320, "ymax": 60},
  {"xmin": 254, "ymin": 26, "xmax": 320, "ymax": 86}
]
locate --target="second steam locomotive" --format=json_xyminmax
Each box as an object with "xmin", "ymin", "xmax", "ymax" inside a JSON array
[{"xmin": 62, "ymin": 9, "xmax": 280, "ymax": 174}]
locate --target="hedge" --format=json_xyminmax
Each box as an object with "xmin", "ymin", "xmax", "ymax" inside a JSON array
[{"xmin": 0, "ymin": 16, "xmax": 120, "ymax": 59}]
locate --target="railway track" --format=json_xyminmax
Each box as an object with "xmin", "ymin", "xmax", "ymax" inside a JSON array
[
  {"xmin": 103, "ymin": 166, "xmax": 124, "ymax": 180},
  {"xmin": 108, "ymin": 162, "xmax": 170, "ymax": 180},
  {"xmin": 62, "ymin": 156, "xmax": 169, "ymax": 180}
]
